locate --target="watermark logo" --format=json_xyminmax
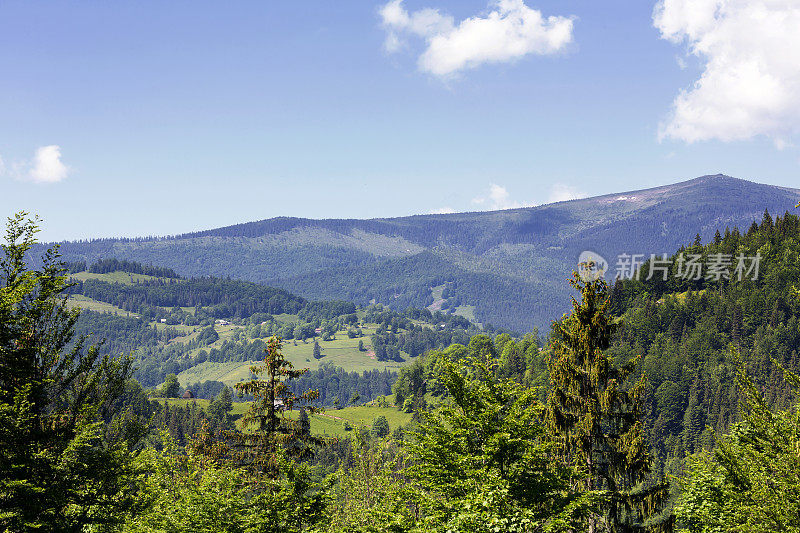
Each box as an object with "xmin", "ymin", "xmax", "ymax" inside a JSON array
[
  {"xmin": 578, "ymin": 251, "xmax": 762, "ymax": 281},
  {"xmin": 577, "ymin": 251, "xmax": 608, "ymax": 281}
]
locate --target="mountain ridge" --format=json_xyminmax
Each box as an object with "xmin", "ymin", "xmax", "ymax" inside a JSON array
[
  {"xmin": 166, "ymin": 174, "xmax": 796, "ymax": 239},
  {"xmin": 46, "ymin": 175, "xmax": 800, "ymax": 331}
]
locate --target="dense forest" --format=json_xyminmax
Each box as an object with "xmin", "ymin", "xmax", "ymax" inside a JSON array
[{"xmin": 5, "ymin": 208, "xmax": 800, "ymax": 532}]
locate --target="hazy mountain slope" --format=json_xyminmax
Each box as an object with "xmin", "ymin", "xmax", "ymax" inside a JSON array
[{"xmin": 50, "ymin": 175, "xmax": 800, "ymax": 331}]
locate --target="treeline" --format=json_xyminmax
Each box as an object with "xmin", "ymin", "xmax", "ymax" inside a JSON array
[
  {"xmin": 149, "ymin": 388, "xmax": 236, "ymax": 447},
  {"xmin": 74, "ymin": 310, "xmax": 184, "ymax": 356},
  {"xmin": 366, "ymin": 305, "xmax": 476, "ymax": 361},
  {"xmin": 287, "ymin": 363, "xmax": 396, "ymax": 407},
  {"xmin": 67, "ymin": 262, "xmax": 360, "ymax": 323},
  {"xmin": 372, "ymin": 326, "xmax": 472, "ymax": 361},
  {"xmin": 605, "ymin": 210, "xmax": 800, "ymax": 479},
  {"xmin": 68, "ymin": 277, "xmax": 309, "ymax": 319},
  {"xmin": 86, "ymin": 258, "xmax": 181, "ymax": 278}
]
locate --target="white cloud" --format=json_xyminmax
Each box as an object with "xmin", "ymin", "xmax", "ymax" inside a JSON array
[
  {"xmin": 0, "ymin": 146, "xmax": 70, "ymax": 183},
  {"xmin": 654, "ymin": 0, "xmax": 800, "ymax": 145},
  {"xmin": 470, "ymin": 181, "xmax": 585, "ymax": 211},
  {"xmin": 379, "ymin": 0, "xmax": 574, "ymax": 78},
  {"xmin": 547, "ymin": 182, "xmax": 585, "ymax": 203},
  {"xmin": 28, "ymin": 145, "xmax": 69, "ymax": 183},
  {"xmin": 430, "ymin": 206, "xmax": 457, "ymax": 214},
  {"xmin": 472, "ymin": 182, "xmax": 531, "ymax": 210}
]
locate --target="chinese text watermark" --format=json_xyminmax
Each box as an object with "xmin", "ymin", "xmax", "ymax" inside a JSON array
[{"xmin": 578, "ymin": 252, "xmax": 761, "ymax": 282}]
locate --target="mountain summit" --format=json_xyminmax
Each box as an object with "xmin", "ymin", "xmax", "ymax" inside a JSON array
[{"xmin": 52, "ymin": 175, "xmax": 800, "ymax": 331}]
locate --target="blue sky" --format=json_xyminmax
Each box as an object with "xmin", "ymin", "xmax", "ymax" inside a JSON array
[{"xmin": 2, "ymin": 0, "xmax": 799, "ymax": 241}]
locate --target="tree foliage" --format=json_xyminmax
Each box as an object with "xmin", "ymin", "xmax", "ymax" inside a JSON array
[
  {"xmin": 230, "ymin": 337, "xmax": 322, "ymax": 475},
  {"xmin": 547, "ymin": 272, "xmax": 671, "ymax": 532},
  {"xmin": 675, "ymin": 364, "xmax": 800, "ymax": 532},
  {"xmin": 0, "ymin": 213, "xmax": 141, "ymax": 532},
  {"xmin": 402, "ymin": 350, "xmax": 600, "ymax": 532}
]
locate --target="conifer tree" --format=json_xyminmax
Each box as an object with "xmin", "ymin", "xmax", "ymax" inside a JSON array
[
  {"xmin": 762, "ymin": 208, "xmax": 773, "ymax": 230},
  {"xmin": 230, "ymin": 336, "xmax": 322, "ymax": 474},
  {"xmin": 610, "ymin": 278, "xmax": 625, "ymax": 316},
  {"xmin": 208, "ymin": 386, "xmax": 235, "ymax": 430},
  {"xmin": 547, "ymin": 271, "xmax": 672, "ymax": 532},
  {"xmin": 313, "ymin": 339, "xmax": 322, "ymax": 359},
  {"xmin": 0, "ymin": 213, "xmax": 139, "ymax": 531}
]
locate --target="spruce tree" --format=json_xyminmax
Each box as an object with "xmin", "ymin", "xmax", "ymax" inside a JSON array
[
  {"xmin": 0, "ymin": 213, "xmax": 140, "ymax": 531},
  {"xmin": 230, "ymin": 336, "xmax": 322, "ymax": 474},
  {"xmin": 547, "ymin": 271, "xmax": 672, "ymax": 532},
  {"xmin": 762, "ymin": 208, "xmax": 773, "ymax": 230}
]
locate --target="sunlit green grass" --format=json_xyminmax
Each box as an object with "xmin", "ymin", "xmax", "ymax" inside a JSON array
[
  {"xmin": 66, "ymin": 294, "xmax": 137, "ymax": 317},
  {"xmin": 70, "ymin": 270, "xmax": 173, "ymax": 285},
  {"xmin": 159, "ymin": 397, "xmax": 411, "ymax": 437},
  {"xmin": 176, "ymin": 325, "xmax": 417, "ymax": 387}
]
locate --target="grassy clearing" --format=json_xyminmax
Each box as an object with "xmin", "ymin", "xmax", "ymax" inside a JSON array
[
  {"xmin": 308, "ymin": 403, "xmax": 411, "ymax": 437},
  {"xmin": 70, "ymin": 270, "xmax": 172, "ymax": 285},
  {"xmin": 178, "ymin": 361, "xmax": 256, "ymax": 388},
  {"xmin": 278, "ymin": 329, "xmax": 411, "ymax": 372},
  {"xmin": 150, "ymin": 322, "xmax": 196, "ymax": 334},
  {"xmin": 454, "ymin": 305, "xmax": 477, "ymax": 323},
  {"xmin": 66, "ymin": 294, "xmax": 137, "ymax": 317},
  {"xmin": 158, "ymin": 398, "xmax": 410, "ymax": 437},
  {"xmin": 176, "ymin": 326, "xmax": 417, "ymax": 388},
  {"xmin": 271, "ymin": 313, "xmax": 299, "ymax": 324}
]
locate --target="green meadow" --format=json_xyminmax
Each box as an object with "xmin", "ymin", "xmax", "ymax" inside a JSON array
[
  {"xmin": 177, "ymin": 324, "xmax": 417, "ymax": 388},
  {"xmin": 159, "ymin": 397, "xmax": 411, "ymax": 437},
  {"xmin": 66, "ymin": 294, "xmax": 138, "ymax": 317},
  {"xmin": 70, "ymin": 270, "xmax": 173, "ymax": 285}
]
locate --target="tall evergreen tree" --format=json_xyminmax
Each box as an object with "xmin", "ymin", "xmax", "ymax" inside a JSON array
[
  {"xmin": 547, "ymin": 271, "xmax": 672, "ymax": 532},
  {"xmin": 0, "ymin": 213, "xmax": 139, "ymax": 532},
  {"xmin": 231, "ymin": 336, "xmax": 322, "ymax": 474},
  {"xmin": 208, "ymin": 386, "xmax": 235, "ymax": 430}
]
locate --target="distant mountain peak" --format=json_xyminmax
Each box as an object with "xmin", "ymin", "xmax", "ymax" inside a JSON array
[{"xmin": 46, "ymin": 174, "xmax": 800, "ymax": 331}]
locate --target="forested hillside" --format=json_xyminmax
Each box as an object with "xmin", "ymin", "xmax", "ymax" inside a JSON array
[
  {"xmin": 607, "ymin": 210, "xmax": 800, "ymax": 478},
  {"xmin": 6, "ymin": 209, "xmax": 800, "ymax": 532},
  {"xmin": 64, "ymin": 260, "xmax": 481, "ymax": 403},
  {"xmin": 382, "ymin": 208, "xmax": 800, "ymax": 524},
  {"xmin": 44, "ymin": 175, "xmax": 800, "ymax": 331}
]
